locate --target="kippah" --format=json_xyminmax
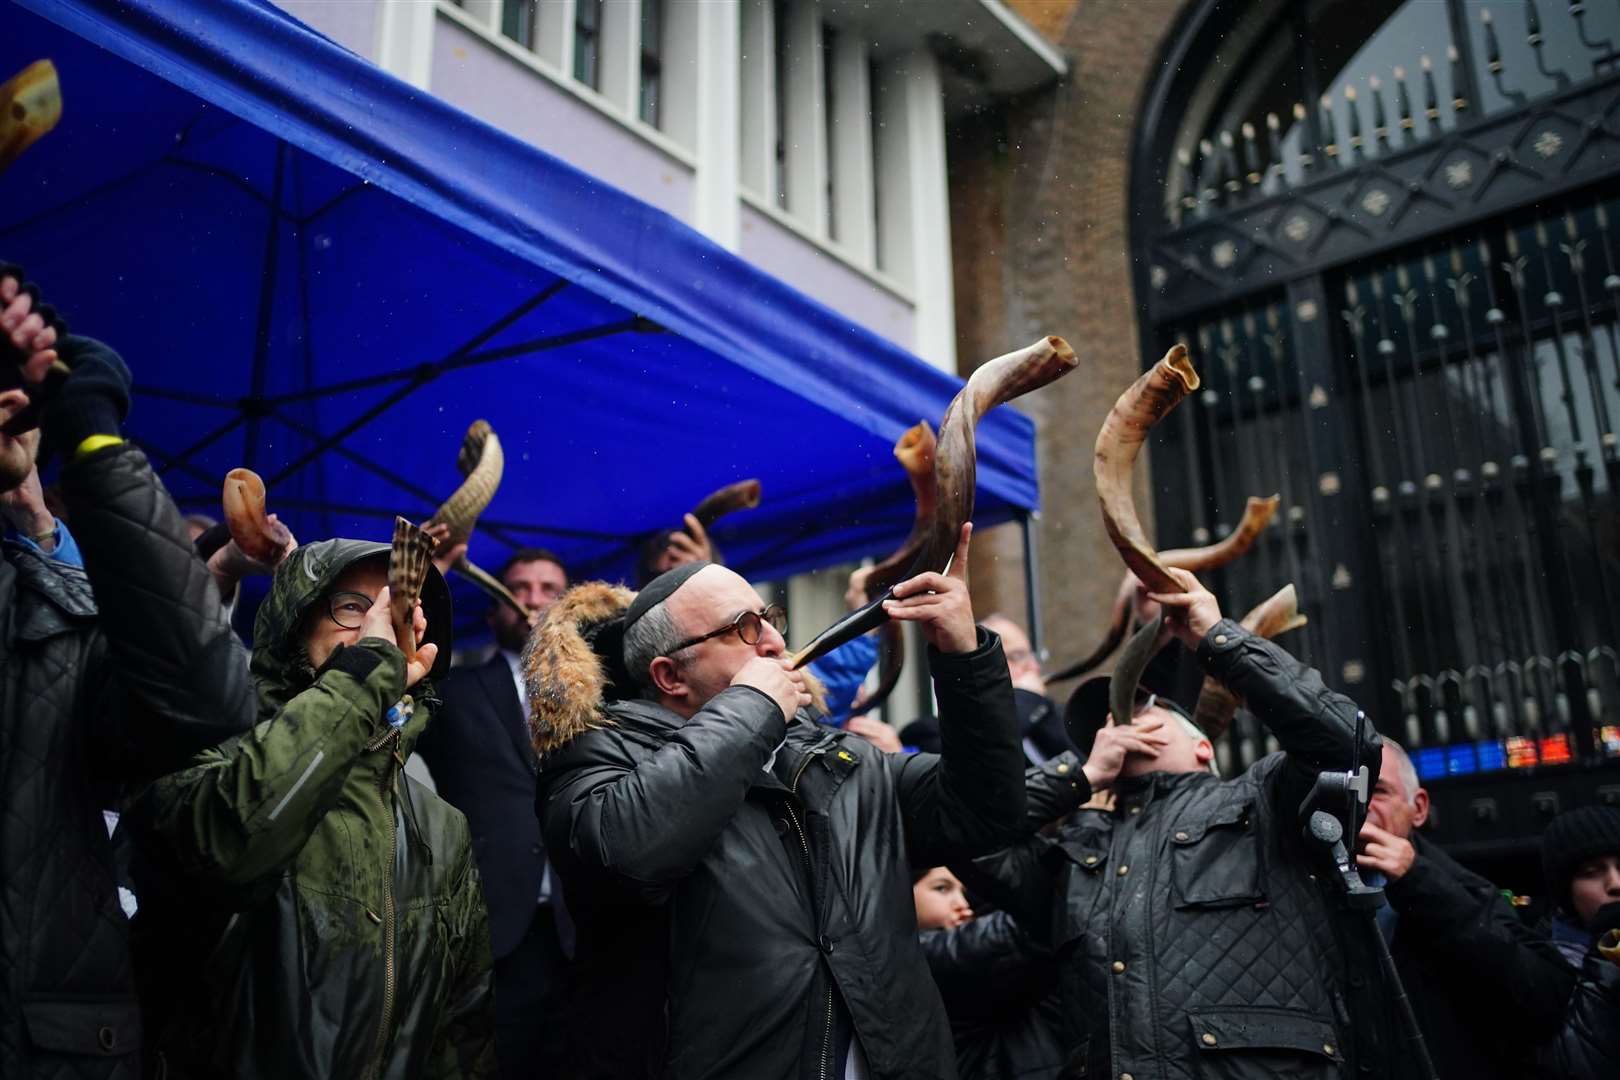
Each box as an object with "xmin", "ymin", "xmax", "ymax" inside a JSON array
[{"xmin": 623, "ymin": 560, "xmax": 710, "ymax": 630}]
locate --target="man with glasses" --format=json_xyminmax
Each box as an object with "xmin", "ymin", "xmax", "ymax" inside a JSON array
[
  {"xmin": 527, "ymin": 524, "xmax": 1026, "ymax": 1079},
  {"xmin": 122, "ymin": 539, "xmax": 497, "ymax": 1078}
]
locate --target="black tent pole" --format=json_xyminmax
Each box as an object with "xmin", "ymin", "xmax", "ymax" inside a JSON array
[{"xmin": 1021, "ymin": 510, "xmax": 1046, "ymax": 662}]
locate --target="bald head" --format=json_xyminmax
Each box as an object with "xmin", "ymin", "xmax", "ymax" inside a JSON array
[{"xmin": 1118, "ymin": 703, "xmax": 1217, "ymax": 779}]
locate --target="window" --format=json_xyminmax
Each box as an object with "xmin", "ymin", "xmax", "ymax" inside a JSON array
[
  {"xmin": 501, "ymin": 0, "xmax": 539, "ymax": 51},
  {"xmin": 639, "ymin": 0, "xmax": 663, "ymax": 128},
  {"xmin": 575, "ymin": 0, "xmax": 603, "ymax": 90},
  {"xmin": 772, "ymin": 0, "xmax": 790, "ymax": 209}
]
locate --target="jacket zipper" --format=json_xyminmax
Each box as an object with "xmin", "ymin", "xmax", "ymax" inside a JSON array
[
  {"xmin": 364, "ymin": 727, "xmax": 401, "ymax": 1080},
  {"xmin": 787, "ymin": 756, "xmax": 832, "ymax": 1080}
]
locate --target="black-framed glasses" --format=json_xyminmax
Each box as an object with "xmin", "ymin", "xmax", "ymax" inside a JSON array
[
  {"xmin": 667, "ymin": 604, "xmax": 787, "ymax": 656},
  {"xmin": 326, "ymin": 591, "xmax": 373, "ymax": 630}
]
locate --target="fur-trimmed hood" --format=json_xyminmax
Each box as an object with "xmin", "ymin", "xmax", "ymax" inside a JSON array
[{"xmin": 523, "ymin": 580, "xmax": 636, "ymax": 755}]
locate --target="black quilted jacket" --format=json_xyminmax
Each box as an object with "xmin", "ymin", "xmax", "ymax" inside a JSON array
[
  {"xmin": 962, "ymin": 621, "xmax": 1388, "ymax": 1080},
  {"xmin": 0, "ymin": 444, "xmax": 254, "ymax": 1078}
]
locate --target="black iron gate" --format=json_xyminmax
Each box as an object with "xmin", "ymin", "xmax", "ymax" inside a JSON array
[{"xmin": 1131, "ymin": 0, "xmax": 1620, "ymax": 784}]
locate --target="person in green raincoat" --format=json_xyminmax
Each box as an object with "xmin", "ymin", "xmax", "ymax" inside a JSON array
[{"xmin": 125, "ymin": 538, "xmax": 496, "ymax": 1079}]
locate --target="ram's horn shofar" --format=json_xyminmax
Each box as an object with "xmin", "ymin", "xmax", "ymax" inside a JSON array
[
  {"xmin": 426, "ymin": 420, "xmax": 526, "ymax": 618},
  {"xmin": 1095, "ymin": 342, "xmax": 1201, "ymax": 597},
  {"xmin": 1110, "ymin": 614, "xmax": 1170, "ymax": 737},
  {"xmin": 790, "ymin": 336, "xmax": 1078, "ymax": 670},
  {"xmin": 1192, "ymin": 584, "xmax": 1307, "ymax": 739},
  {"xmin": 389, "ymin": 516, "xmax": 435, "ymax": 665},
  {"xmin": 690, "ymin": 479, "xmax": 762, "ymax": 529},
  {"xmin": 221, "ymin": 468, "xmax": 293, "ymax": 564},
  {"xmin": 857, "ymin": 422, "xmax": 938, "ymax": 714},
  {"xmin": 0, "ymin": 60, "xmax": 61, "ymax": 175},
  {"xmin": 1047, "ymin": 493, "xmax": 1279, "ymax": 682}
]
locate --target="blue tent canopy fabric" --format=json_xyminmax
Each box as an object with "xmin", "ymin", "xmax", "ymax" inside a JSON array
[{"xmin": 0, "ymin": 0, "xmax": 1040, "ymax": 623}]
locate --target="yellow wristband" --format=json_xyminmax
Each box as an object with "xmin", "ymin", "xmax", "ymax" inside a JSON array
[{"xmin": 73, "ymin": 434, "xmax": 125, "ymax": 461}]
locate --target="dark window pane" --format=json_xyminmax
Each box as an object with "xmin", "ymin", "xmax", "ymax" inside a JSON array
[
  {"xmin": 502, "ymin": 0, "xmax": 539, "ymax": 51},
  {"xmin": 640, "ymin": 0, "xmax": 663, "ymax": 127},
  {"xmin": 575, "ymin": 0, "xmax": 602, "ymax": 89}
]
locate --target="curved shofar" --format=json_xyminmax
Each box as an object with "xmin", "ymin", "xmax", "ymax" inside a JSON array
[
  {"xmin": 857, "ymin": 422, "xmax": 938, "ymax": 714},
  {"xmin": 1109, "ymin": 614, "xmax": 1170, "ymax": 736},
  {"xmin": 789, "ymin": 336, "xmax": 1078, "ymax": 670},
  {"xmin": 1047, "ymin": 494, "xmax": 1280, "ymax": 682},
  {"xmin": 0, "ymin": 60, "xmax": 62, "ymax": 175},
  {"xmin": 1191, "ymin": 584, "xmax": 1308, "ymax": 739},
  {"xmin": 690, "ymin": 479, "xmax": 762, "ymax": 529},
  {"xmin": 1095, "ymin": 342, "xmax": 1201, "ymax": 597},
  {"xmin": 426, "ymin": 421, "xmax": 526, "ymax": 618},
  {"xmin": 222, "ymin": 468, "xmax": 293, "ymax": 564},
  {"xmin": 389, "ymin": 516, "xmax": 435, "ymax": 664}
]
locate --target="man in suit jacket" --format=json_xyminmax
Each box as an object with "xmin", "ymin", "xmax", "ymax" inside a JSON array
[{"xmin": 417, "ymin": 547, "xmax": 571, "ymax": 1079}]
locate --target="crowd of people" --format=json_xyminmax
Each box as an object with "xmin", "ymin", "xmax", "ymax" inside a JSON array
[{"xmin": 2, "ymin": 265, "xmax": 1617, "ymax": 1079}]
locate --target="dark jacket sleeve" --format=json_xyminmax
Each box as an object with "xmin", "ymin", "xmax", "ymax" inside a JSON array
[
  {"xmin": 1023, "ymin": 751, "xmax": 1090, "ymax": 831},
  {"xmin": 890, "ymin": 628, "xmax": 1026, "ymax": 867},
  {"xmin": 1531, "ymin": 929, "xmax": 1620, "ymax": 1079},
  {"xmin": 59, "ymin": 442, "xmax": 256, "ymax": 780},
  {"xmin": 920, "ymin": 910, "xmax": 1055, "ymax": 1024},
  {"xmin": 1197, "ymin": 619, "xmax": 1381, "ymax": 805},
  {"xmin": 1387, "ymin": 838, "xmax": 1576, "ymax": 1042},
  {"xmin": 538, "ymin": 686, "xmax": 788, "ymax": 902}
]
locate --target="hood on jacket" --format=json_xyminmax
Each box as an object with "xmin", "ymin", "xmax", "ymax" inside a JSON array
[
  {"xmin": 524, "ymin": 580, "xmax": 638, "ymax": 756},
  {"xmin": 250, "ymin": 538, "xmax": 453, "ymax": 721}
]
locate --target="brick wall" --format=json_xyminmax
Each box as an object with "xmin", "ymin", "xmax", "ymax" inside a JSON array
[{"xmin": 951, "ymin": 0, "xmax": 1196, "ymax": 686}]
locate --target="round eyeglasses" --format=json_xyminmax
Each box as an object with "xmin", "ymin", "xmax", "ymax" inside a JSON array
[
  {"xmin": 325, "ymin": 590, "xmax": 374, "ymax": 630},
  {"xmin": 667, "ymin": 604, "xmax": 788, "ymax": 655}
]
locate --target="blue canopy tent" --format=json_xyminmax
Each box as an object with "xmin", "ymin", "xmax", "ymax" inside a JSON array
[{"xmin": 0, "ymin": 0, "xmax": 1042, "ymax": 640}]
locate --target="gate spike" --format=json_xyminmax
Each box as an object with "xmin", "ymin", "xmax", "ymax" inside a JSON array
[
  {"xmin": 1449, "ymin": 45, "xmax": 1470, "ymax": 115},
  {"xmin": 1393, "ymin": 67, "xmax": 1415, "ymax": 140},
  {"xmin": 1369, "ymin": 76, "xmax": 1390, "ymax": 151},
  {"xmin": 1241, "ymin": 121, "xmax": 1262, "ymax": 187},
  {"xmin": 1420, "ymin": 55, "xmax": 1441, "ymax": 123},
  {"xmin": 1344, "ymin": 86, "xmax": 1363, "ymax": 158},
  {"xmin": 1319, "ymin": 95, "xmax": 1340, "ymax": 163}
]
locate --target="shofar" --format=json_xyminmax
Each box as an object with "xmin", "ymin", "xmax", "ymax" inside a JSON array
[
  {"xmin": 789, "ymin": 336, "xmax": 1078, "ymax": 671},
  {"xmin": 1094, "ymin": 343, "xmax": 1200, "ymax": 725},
  {"xmin": 690, "ymin": 479, "xmax": 762, "ymax": 529},
  {"xmin": 857, "ymin": 421, "xmax": 938, "ymax": 714},
  {"xmin": 0, "ymin": 60, "xmax": 61, "ymax": 175},
  {"xmin": 1046, "ymin": 494, "xmax": 1280, "ymax": 682},
  {"xmin": 425, "ymin": 420, "xmax": 527, "ymax": 618},
  {"xmin": 1191, "ymin": 584, "xmax": 1307, "ymax": 739},
  {"xmin": 222, "ymin": 468, "xmax": 294, "ymax": 564},
  {"xmin": 389, "ymin": 516, "xmax": 435, "ymax": 665}
]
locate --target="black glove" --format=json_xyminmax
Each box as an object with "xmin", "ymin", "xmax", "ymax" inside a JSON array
[
  {"xmin": 0, "ymin": 261, "xmax": 69, "ymax": 379},
  {"xmin": 34, "ymin": 334, "xmax": 131, "ymax": 458}
]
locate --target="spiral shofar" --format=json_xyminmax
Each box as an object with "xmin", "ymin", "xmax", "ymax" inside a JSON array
[
  {"xmin": 1046, "ymin": 493, "xmax": 1280, "ymax": 682},
  {"xmin": 856, "ymin": 422, "xmax": 938, "ymax": 714},
  {"xmin": 389, "ymin": 516, "xmax": 435, "ymax": 665},
  {"xmin": 1191, "ymin": 584, "xmax": 1308, "ymax": 739},
  {"xmin": 789, "ymin": 336, "xmax": 1078, "ymax": 671},
  {"xmin": 222, "ymin": 468, "xmax": 294, "ymax": 564},
  {"xmin": 426, "ymin": 421, "xmax": 527, "ymax": 618},
  {"xmin": 1093, "ymin": 343, "xmax": 1200, "ymax": 720}
]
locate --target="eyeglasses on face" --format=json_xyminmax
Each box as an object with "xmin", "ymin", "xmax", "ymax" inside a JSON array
[
  {"xmin": 326, "ymin": 590, "xmax": 374, "ymax": 630},
  {"xmin": 666, "ymin": 604, "xmax": 787, "ymax": 656}
]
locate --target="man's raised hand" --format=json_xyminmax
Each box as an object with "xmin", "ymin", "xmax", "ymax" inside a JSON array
[
  {"xmin": 1082, "ymin": 716, "xmax": 1171, "ymax": 792},
  {"xmin": 883, "ymin": 523, "xmax": 977, "ymax": 654},
  {"xmin": 731, "ymin": 656, "xmax": 812, "ymax": 723},
  {"xmin": 1146, "ymin": 566, "xmax": 1224, "ymax": 651}
]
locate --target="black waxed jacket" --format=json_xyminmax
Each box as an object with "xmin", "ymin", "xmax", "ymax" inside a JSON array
[
  {"xmin": 961, "ymin": 620, "xmax": 1389, "ymax": 1080},
  {"xmin": 0, "ymin": 444, "xmax": 254, "ymax": 1078},
  {"xmin": 536, "ymin": 626, "xmax": 1026, "ymax": 1080},
  {"xmin": 1527, "ymin": 919, "xmax": 1620, "ymax": 1079}
]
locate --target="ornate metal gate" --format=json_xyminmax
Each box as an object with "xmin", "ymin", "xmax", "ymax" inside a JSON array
[{"xmin": 1131, "ymin": 0, "xmax": 1620, "ymax": 782}]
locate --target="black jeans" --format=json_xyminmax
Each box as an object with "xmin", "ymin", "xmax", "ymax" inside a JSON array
[{"xmin": 494, "ymin": 904, "xmax": 573, "ymax": 1079}]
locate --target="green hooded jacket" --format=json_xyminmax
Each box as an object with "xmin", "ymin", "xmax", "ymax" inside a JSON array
[{"xmin": 127, "ymin": 540, "xmax": 495, "ymax": 1079}]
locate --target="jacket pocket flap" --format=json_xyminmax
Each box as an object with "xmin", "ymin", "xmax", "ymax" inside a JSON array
[
  {"xmin": 1056, "ymin": 837, "xmax": 1108, "ymax": 872},
  {"xmin": 21, "ymin": 995, "xmax": 142, "ymax": 1057},
  {"xmin": 1186, "ymin": 1007, "xmax": 1343, "ymax": 1060},
  {"xmin": 1169, "ymin": 800, "xmax": 1251, "ymax": 844}
]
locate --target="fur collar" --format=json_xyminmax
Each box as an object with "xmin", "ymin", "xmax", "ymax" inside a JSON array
[{"xmin": 523, "ymin": 581, "xmax": 635, "ymax": 755}]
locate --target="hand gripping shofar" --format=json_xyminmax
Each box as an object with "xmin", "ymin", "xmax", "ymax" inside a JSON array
[
  {"xmin": 1046, "ymin": 493, "xmax": 1281, "ymax": 682},
  {"xmin": 858, "ymin": 421, "xmax": 938, "ymax": 714},
  {"xmin": 1094, "ymin": 343, "xmax": 1201, "ymax": 727},
  {"xmin": 425, "ymin": 420, "xmax": 527, "ymax": 618},
  {"xmin": 1191, "ymin": 584, "xmax": 1308, "ymax": 739},
  {"xmin": 390, "ymin": 516, "xmax": 435, "ymax": 665},
  {"xmin": 789, "ymin": 336, "xmax": 1079, "ymax": 671},
  {"xmin": 221, "ymin": 468, "xmax": 294, "ymax": 564}
]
